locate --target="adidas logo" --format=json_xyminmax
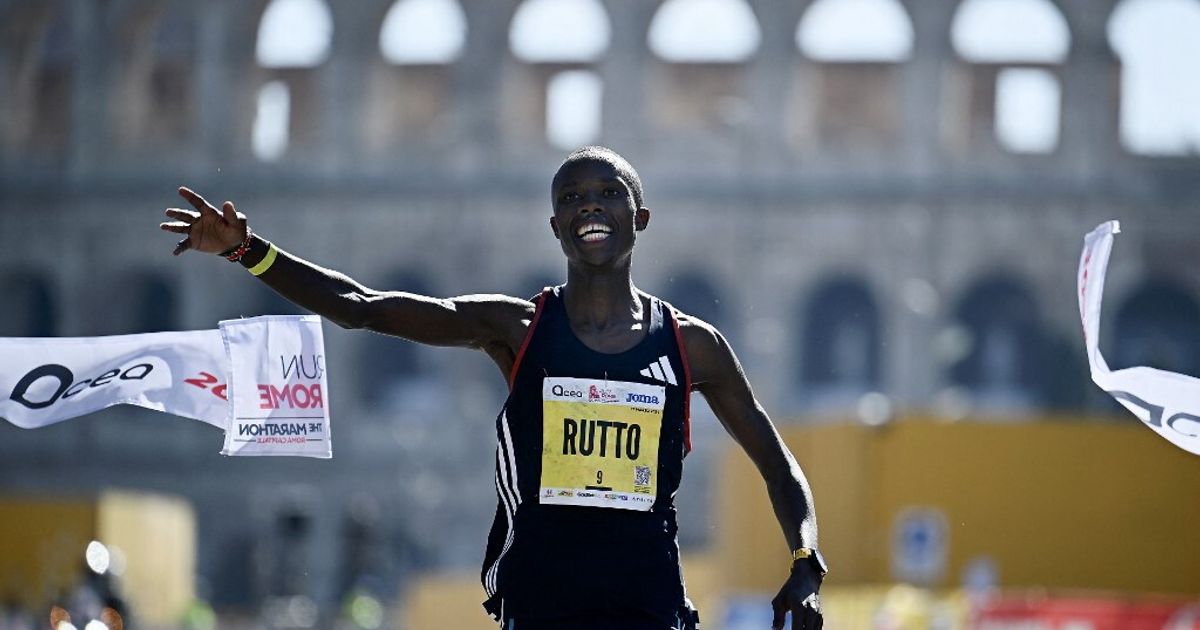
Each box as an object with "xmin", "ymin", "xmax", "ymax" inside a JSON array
[{"xmin": 640, "ymin": 355, "xmax": 677, "ymax": 386}]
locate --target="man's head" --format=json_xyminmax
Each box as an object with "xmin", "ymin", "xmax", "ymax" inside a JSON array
[
  {"xmin": 549, "ymin": 146, "xmax": 650, "ymax": 269},
  {"xmin": 552, "ymin": 146, "xmax": 644, "ymax": 210}
]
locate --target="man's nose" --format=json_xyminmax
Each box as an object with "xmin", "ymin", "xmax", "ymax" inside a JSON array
[{"xmin": 579, "ymin": 192, "xmax": 604, "ymax": 212}]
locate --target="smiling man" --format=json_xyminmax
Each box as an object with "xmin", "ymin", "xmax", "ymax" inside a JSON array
[{"xmin": 161, "ymin": 146, "xmax": 824, "ymax": 630}]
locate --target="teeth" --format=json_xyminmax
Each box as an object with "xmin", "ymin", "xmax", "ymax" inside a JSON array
[
  {"xmin": 581, "ymin": 232, "xmax": 609, "ymax": 242},
  {"xmin": 576, "ymin": 222, "xmax": 613, "ymax": 237}
]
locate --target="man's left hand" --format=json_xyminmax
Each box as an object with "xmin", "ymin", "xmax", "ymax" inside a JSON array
[{"xmin": 770, "ymin": 561, "xmax": 823, "ymax": 630}]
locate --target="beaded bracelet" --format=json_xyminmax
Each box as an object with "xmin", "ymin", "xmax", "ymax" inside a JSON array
[{"xmin": 221, "ymin": 229, "xmax": 254, "ymax": 263}]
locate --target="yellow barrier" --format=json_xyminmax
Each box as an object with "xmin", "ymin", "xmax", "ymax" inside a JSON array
[
  {"xmin": 718, "ymin": 417, "xmax": 1200, "ymax": 595},
  {"xmin": 0, "ymin": 491, "xmax": 195, "ymax": 625}
]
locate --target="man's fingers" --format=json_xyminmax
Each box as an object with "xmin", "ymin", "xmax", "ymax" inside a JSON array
[
  {"xmin": 160, "ymin": 221, "xmax": 191, "ymax": 234},
  {"xmin": 771, "ymin": 593, "xmax": 786, "ymax": 630},
  {"xmin": 178, "ymin": 186, "xmax": 218, "ymax": 216},
  {"xmin": 172, "ymin": 237, "xmax": 191, "ymax": 256},
  {"xmin": 165, "ymin": 208, "xmax": 199, "ymax": 223},
  {"xmin": 222, "ymin": 201, "xmax": 239, "ymax": 225}
]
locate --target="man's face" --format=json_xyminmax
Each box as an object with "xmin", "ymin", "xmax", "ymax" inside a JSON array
[{"xmin": 550, "ymin": 159, "xmax": 649, "ymax": 268}]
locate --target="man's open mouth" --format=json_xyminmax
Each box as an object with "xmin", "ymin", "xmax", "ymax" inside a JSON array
[{"xmin": 576, "ymin": 221, "xmax": 613, "ymax": 242}]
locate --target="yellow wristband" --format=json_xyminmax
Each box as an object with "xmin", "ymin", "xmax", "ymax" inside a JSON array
[{"xmin": 248, "ymin": 243, "xmax": 279, "ymax": 276}]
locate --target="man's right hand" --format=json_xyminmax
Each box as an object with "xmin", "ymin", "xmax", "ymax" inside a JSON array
[{"xmin": 160, "ymin": 187, "xmax": 247, "ymax": 256}]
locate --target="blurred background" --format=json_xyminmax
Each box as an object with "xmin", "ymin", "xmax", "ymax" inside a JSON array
[{"xmin": 2, "ymin": 0, "xmax": 1200, "ymax": 628}]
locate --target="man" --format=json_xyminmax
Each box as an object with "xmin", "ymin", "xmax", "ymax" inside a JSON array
[{"xmin": 161, "ymin": 146, "xmax": 825, "ymax": 630}]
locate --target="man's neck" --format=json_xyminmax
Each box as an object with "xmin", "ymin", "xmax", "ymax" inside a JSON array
[{"xmin": 562, "ymin": 261, "xmax": 642, "ymax": 332}]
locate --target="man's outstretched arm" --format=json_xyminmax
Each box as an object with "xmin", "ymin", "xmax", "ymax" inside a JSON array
[
  {"xmin": 160, "ymin": 187, "xmax": 532, "ymax": 356},
  {"xmin": 679, "ymin": 315, "xmax": 823, "ymax": 630}
]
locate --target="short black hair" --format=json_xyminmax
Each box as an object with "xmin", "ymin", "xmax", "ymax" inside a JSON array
[{"xmin": 552, "ymin": 146, "xmax": 645, "ymax": 209}]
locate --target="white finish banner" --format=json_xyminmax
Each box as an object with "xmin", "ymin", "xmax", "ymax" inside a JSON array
[
  {"xmin": 0, "ymin": 315, "xmax": 331, "ymax": 458},
  {"xmin": 1078, "ymin": 221, "xmax": 1200, "ymax": 455},
  {"xmin": 220, "ymin": 316, "xmax": 330, "ymax": 458}
]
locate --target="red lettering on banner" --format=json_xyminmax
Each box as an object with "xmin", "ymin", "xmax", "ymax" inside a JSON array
[
  {"xmin": 257, "ymin": 383, "xmax": 325, "ymax": 410},
  {"xmin": 270, "ymin": 384, "xmax": 294, "ymax": 408}
]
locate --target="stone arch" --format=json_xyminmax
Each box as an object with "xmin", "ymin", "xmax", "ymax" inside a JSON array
[
  {"xmin": 791, "ymin": 0, "xmax": 914, "ymax": 153},
  {"xmin": 503, "ymin": 0, "xmax": 610, "ymax": 149},
  {"xmin": 1108, "ymin": 0, "xmax": 1200, "ymax": 155},
  {"xmin": 379, "ymin": 0, "xmax": 467, "ymax": 65},
  {"xmin": 946, "ymin": 0, "xmax": 1072, "ymax": 154},
  {"xmin": 799, "ymin": 276, "xmax": 882, "ymax": 394},
  {"xmin": 1, "ymin": 5, "xmax": 73, "ymax": 155},
  {"xmin": 643, "ymin": 0, "xmax": 759, "ymax": 143},
  {"xmin": 648, "ymin": 0, "xmax": 761, "ymax": 63},
  {"xmin": 110, "ymin": 3, "xmax": 199, "ymax": 149},
  {"xmin": 947, "ymin": 275, "xmax": 1044, "ymax": 408},
  {"xmin": 255, "ymin": 0, "xmax": 333, "ymax": 69},
  {"xmin": 1113, "ymin": 278, "xmax": 1200, "ymax": 376},
  {"xmin": 251, "ymin": 0, "xmax": 333, "ymax": 161},
  {"xmin": 797, "ymin": 0, "xmax": 913, "ymax": 62}
]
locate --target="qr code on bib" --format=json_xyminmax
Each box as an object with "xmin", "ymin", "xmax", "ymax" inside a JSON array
[{"xmin": 634, "ymin": 465, "xmax": 651, "ymax": 486}]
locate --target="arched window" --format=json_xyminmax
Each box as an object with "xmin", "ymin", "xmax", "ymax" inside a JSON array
[
  {"xmin": 252, "ymin": 0, "xmax": 333, "ymax": 161},
  {"xmin": 800, "ymin": 278, "xmax": 881, "ymax": 396},
  {"xmin": 364, "ymin": 0, "xmax": 465, "ymax": 153},
  {"xmin": 951, "ymin": 0, "xmax": 1070, "ymax": 63},
  {"xmin": 1113, "ymin": 280, "xmax": 1200, "ymax": 376},
  {"xmin": 793, "ymin": 0, "xmax": 913, "ymax": 152},
  {"xmin": 366, "ymin": 0, "xmax": 465, "ymax": 151},
  {"xmin": 948, "ymin": 0, "xmax": 1070, "ymax": 154},
  {"xmin": 948, "ymin": 277, "xmax": 1044, "ymax": 409},
  {"xmin": 648, "ymin": 0, "xmax": 761, "ymax": 63},
  {"xmin": 797, "ymin": 0, "xmax": 913, "ymax": 62},
  {"xmin": 111, "ymin": 6, "xmax": 198, "ymax": 149},
  {"xmin": 380, "ymin": 0, "xmax": 466, "ymax": 64},
  {"xmin": 0, "ymin": 273, "xmax": 56, "ymax": 337},
  {"xmin": 644, "ymin": 0, "xmax": 759, "ymax": 138},
  {"xmin": 1108, "ymin": 0, "xmax": 1200, "ymax": 155},
  {"xmin": 506, "ymin": 0, "xmax": 610, "ymax": 149},
  {"xmin": 3, "ymin": 8, "xmax": 74, "ymax": 155},
  {"xmin": 662, "ymin": 272, "xmax": 725, "ymax": 330},
  {"xmin": 509, "ymin": 0, "xmax": 610, "ymax": 63},
  {"xmin": 255, "ymin": 0, "xmax": 333, "ymax": 69}
]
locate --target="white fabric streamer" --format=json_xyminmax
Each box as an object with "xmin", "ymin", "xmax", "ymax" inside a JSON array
[
  {"xmin": 0, "ymin": 315, "xmax": 331, "ymax": 458},
  {"xmin": 1078, "ymin": 221, "xmax": 1200, "ymax": 455}
]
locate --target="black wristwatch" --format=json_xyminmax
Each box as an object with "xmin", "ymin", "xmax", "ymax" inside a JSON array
[{"xmin": 791, "ymin": 547, "xmax": 829, "ymax": 580}]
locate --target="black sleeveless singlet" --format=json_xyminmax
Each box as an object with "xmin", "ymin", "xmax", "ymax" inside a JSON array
[{"xmin": 481, "ymin": 286, "xmax": 694, "ymax": 624}]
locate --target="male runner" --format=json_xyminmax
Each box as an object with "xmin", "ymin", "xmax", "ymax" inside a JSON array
[{"xmin": 160, "ymin": 146, "xmax": 824, "ymax": 630}]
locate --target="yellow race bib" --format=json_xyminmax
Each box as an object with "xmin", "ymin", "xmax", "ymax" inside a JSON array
[{"xmin": 540, "ymin": 377, "xmax": 665, "ymax": 511}]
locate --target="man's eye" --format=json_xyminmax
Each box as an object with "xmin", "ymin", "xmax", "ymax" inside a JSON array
[
  {"xmin": 603, "ymin": 188, "xmax": 621, "ymax": 198},
  {"xmin": 561, "ymin": 192, "xmax": 580, "ymax": 202}
]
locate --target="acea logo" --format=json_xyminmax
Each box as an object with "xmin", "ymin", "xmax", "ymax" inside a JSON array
[
  {"xmin": 551, "ymin": 384, "xmax": 584, "ymax": 398},
  {"xmin": 8, "ymin": 357, "xmax": 167, "ymax": 410}
]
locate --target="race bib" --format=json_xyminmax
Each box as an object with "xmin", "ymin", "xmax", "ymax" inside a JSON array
[{"xmin": 540, "ymin": 377, "xmax": 665, "ymax": 511}]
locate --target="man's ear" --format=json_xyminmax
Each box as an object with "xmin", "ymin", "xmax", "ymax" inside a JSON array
[
  {"xmin": 550, "ymin": 216, "xmax": 561, "ymax": 240},
  {"xmin": 635, "ymin": 208, "xmax": 651, "ymax": 231}
]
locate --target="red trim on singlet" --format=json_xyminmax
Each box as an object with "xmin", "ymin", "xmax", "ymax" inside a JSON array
[
  {"xmin": 508, "ymin": 290, "xmax": 548, "ymax": 391},
  {"xmin": 670, "ymin": 311, "xmax": 693, "ymax": 455}
]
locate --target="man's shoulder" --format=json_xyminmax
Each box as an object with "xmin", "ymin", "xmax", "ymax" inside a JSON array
[{"xmin": 657, "ymin": 302, "xmax": 724, "ymax": 357}]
